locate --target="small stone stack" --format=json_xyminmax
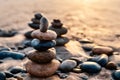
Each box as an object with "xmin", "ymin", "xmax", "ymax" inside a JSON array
[
  {"xmin": 25, "ymin": 17, "xmax": 60, "ymax": 78},
  {"xmin": 24, "ymin": 13, "xmax": 42, "ymax": 39},
  {"xmin": 49, "ymin": 19, "xmax": 69, "ymax": 46}
]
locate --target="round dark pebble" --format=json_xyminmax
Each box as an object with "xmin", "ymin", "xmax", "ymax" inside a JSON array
[
  {"xmin": 0, "ymin": 72, "xmax": 6, "ymax": 80},
  {"xmin": 34, "ymin": 13, "xmax": 42, "ymax": 20},
  {"xmin": 51, "ymin": 19, "xmax": 63, "ymax": 28},
  {"xmin": 55, "ymin": 37, "xmax": 69, "ymax": 46},
  {"xmin": 49, "ymin": 26, "xmax": 68, "ymax": 36},
  {"xmin": 112, "ymin": 70, "xmax": 120, "ymax": 80},
  {"xmin": 80, "ymin": 62, "xmax": 101, "ymax": 73},
  {"xmin": 31, "ymin": 39, "xmax": 56, "ymax": 51},
  {"xmin": 4, "ymin": 71, "xmax": 14, "ymax": 78},
  {"xmin": 24, "ymin": 30, "xmax": 33, "ymax": 39},
  {"xmin": 106, "ymin": 61, "xmax": 117, "ymax": 70},
  {"xmin": 87, "ymin": 54, "xmax": 108, "ymax": 67},
  {"xmin": 40, "ymin": 17, "xmax": 48, "ymax": 32},
  {"xmin": 82, "ymin": 44, "xmax": 95, "ymax": 51},
  {"xmin": 31, "ymin": 18, "xmax": 40, "ymax": 24},
  {"xmin": 28, "ymin": 23, "xmax": 39, "ymax": 29},
  {"xmin": 59, "ymin": 59, "xmax": 77, "ymax": 72},
  {"xmin": 0, "ymin": 51, "xmax": 25, "ymax": 60},
  {"xmin": 78, "ymin": 38, "xmax": 94, "ymax": 44},
  {"xmin": 8, "ymin": 66, "xmax": 26, "ymax": 74}
]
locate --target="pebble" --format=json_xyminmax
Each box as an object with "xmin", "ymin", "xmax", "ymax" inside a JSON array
[
  {"xmin": 92, "ymin": 46, "xmax": 113, "ymax": 55},
  {"xmin": 0, "ymin": 29, "xmax": 18, "ymax": 37},
  {"xmin": 27, "ymin": 49, "xmax": 56, "ymax": 63},
  {"xmin": 31, "ymin": 18, "xmax": 40, "ymax": 24},
  {"xmin": 31, "ymin": 39, "xmax": 56, "ymax": 51},
  {"xmin": 80, "ymin": 62, "xmax": 101, "ymax": 73},
  {"xmin": 34, "ymin": 13, "xmax": 42, "ymax": 20},
  {"xmin": 78, "ymin": 38, "xmax": 94, "ymax": 43},
  {"xmin": 55, "ymin": 37, "xmax": 69, "ymax": 46},
  {"xmin": 82, "ymin": 44, "xmax": 95, "ymax": 51},
  {"xmin": 0, "ymin": 72, "xmax": 6, "ymax": 80},
  {"xmin": 59, "ymin": 59, "xmax": 77, "ymax": 72},
  {"xmin": 24, "ymin": 30, "xmax": 33, "ymax": 39},
  {"xmin": 112, "ymin": 70, "xmax": 120, "ymax": 80},
  {"xmin": 25, "ymin": 59, "xmax": 60, "ymax": 77},
  {"xmin": 72, "ymin": 68, "xmax": 82, "ymax": 73},
  {"xmin": 28, "ymin": 23, "xmax": 39, "ymax": 29},
  {"xmin": 49, "ymin": 26, "xmax": 68, "ymax": 36},
  {"xmin": 4, "ymin": 71, "xmax": 14, "ymax": 78},
  {"xmin": 8, "ymin": 66, "xmax": 26, "ymax": 74},
  {"xmin": 87, "ymin": 54, "xmax": 108, "ymax": 67},
  {"xmin": 51, "ymin": 19, "xmax": 63, "ymax": 28},
  {"xmin": 0, "ymin": 51, "xmax": 25, "ymax": 60},
  {"xmin": 40, "ymin": 17, "xmax": 48, "ymax": 32},
  {"xmin": 31, "ymin": 30, "xmax": 57, "ymax": 40},
  {"xmin": 105, "ymin": 61, "xmax": 117, "ymax": 70}
]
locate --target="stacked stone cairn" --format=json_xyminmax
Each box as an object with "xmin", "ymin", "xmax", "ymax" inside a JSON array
[
  {"xmin": 24, "ymin": 13, "xmax": 42, "ymax": 39},
  {"xmin": 25, "ymin": 17, "xmax": 60, "ymax": 77},
  {"xmin": 49, "ymin": 19, "xmax": 69, "ymax": 46}
]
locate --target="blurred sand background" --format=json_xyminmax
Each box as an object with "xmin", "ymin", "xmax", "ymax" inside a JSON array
[{"xmin": 0, "ymin": 0, "xmax": 120, "ymax": 49}]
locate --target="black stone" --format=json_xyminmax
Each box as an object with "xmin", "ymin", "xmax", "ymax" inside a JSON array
[
  {"xmin": 40, "ymin": 17, "xmax": 48, "ymax": 32},
  {"xmin": 4, "ymin": 71, "xmax": 14, "ymax": 78},
  {"xmin": 80, "ymin": 62, "xmax": 101, "ymax": 73},
  {"xmin": 24, "ymin": 30, "xmax": 33, "ymax": 39},
  {"xmin": 0, "ymin": 51, "xmax": 25, "ymax": 60},
  {"xmin": 51, "ymin": 19, "xmax": 63, "ymax": 28},
  {"xmin": 31, "ymin": 18, "xmax": 40, "ymax": 24},
  {"xmin": 82, "ymin": 44, "xmax": 95, "ymax": 51},
  {"xmin": 55, "ymin": 37, "xmax": 69, "ymax": 46},
  {"xmin": 28, "ymin": 23, "xmax": 39, "ymax": 29},
  {"xmin": 112, "ymin": 70, "xmax": 120, "ymax": 80},
  {"xmin": 87, "ymin": 54, "xmax": 108, "ymax": 67},
  {"xmin": 34, "ymin": 13, "xmax": 42, "ymax": 20},
  {"xmin": 31, "ymin": 39, "xmax": 56, "ymax": 51}
]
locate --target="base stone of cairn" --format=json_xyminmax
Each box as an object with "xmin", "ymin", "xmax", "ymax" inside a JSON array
[
  {"xmin": 25, "ymin": 17, "xmax": 60, "ymax": 78},
  {"xmin": 49, "ymin": 19, "xmax": 69, "ymax": 46}
]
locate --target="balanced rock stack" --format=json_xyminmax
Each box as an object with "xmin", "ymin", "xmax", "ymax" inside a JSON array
[
  {"xmin": 25, "ymin": 17, "xmax": 60, "ymax": 77},
  {"xmin": 49, "ymin": 19, "xmax": 69, "ymax": 46},
  {"xmin": 24, "ymin": 13, "xmax": 43, "ymax": 39}
]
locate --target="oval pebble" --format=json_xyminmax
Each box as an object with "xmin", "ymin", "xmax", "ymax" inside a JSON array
[
  {"xmin": 105, "ymin": 61, "xmax": 117, "ymax": 70},
  {"xmin": 4, "ymin": 71, "xmax": 14, "ymax": 78},
  {"xmin": 92, "ymin": 46, "xmax": 113, "ymax": 55},
  {"xmin": 0, "ymin": 51, "xmax": 25, "ymax": 60},
  {"xmin": 40, "ymin": 17, "xmax": 48, "ymax": 32},
  {"xmin": 31, "ymin": 39, "xmax": 56, "ymax": 51},
  {"xmin": 80, "ymin": 62, "xmax": 101, "ymax": 73},
  {"xmin": 0, "ymin": 72, "xmax": 6, "ymax": 80},
  {"xmin": 28, "ymin": 23, "xmax": 39, "ymax": 29},
  {"xmin": 59, "ymin": 59, "xmax": 77, "ymax": 72},
  {"xmin": 24, "ymin": 30, "xmax": 33, "ymax": 39},
  {"xmin": 112, "ymin": 70, "xmax": 120, "ymax": 80},
  {"xmin": 51, "ymin": 19, "xmax": 63, "ymax": 28},
  {"xmin": 88, "ymin": 54, "xmax": 108, "ymax": 67},
  {"xmin": 55, "ymin": 37, "xmax": 69, "ymax": 46},
  {"xmin": 31, "ymin": 18, "xmax": 40, "ymax": 24},
  {"xmin": 34, "ymin": 13, "xmax": 42, "ymax": 20}
]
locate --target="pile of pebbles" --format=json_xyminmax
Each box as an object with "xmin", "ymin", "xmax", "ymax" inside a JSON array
[
  {"xmin": 24, "ymin": 13, "xmax": 43, "ymax": 39},
  {"xmin": 49, "ymin": 19, "xmax": 69, "ymax": 46},
  {"xmin": 25, "ymin": 17, "xmax": 60, "ymax": 77}
]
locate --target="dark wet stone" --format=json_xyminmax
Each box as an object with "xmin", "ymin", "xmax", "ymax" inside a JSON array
[
  {"xmin": 55, "ymin": 37, "xmax": 69, "ymax": 46},
  {"xmin": 0, "ymin": 51, "xmax": 25, "ymax": 60},
  {"xmin": 105, "ymin": 61, "xmax": 117, "ymax": 70},
  {"xmin": 28, "ymin": 23, "xmax": 39, "ymax": 29},
  {"xmin": 92, "ymin": 46, "xmax": 113, "ymax": 55},
  {"xmin": 80, "ymin": 62, "xmax": 101, "ymax": 73},
  {"xmin": 72, "ymin": 68, "xmax": 82, "ymax": 73},
  {"xmin": 40, "ymin": 17, "xmax": 48, "ymax": 32},
  {"xmin": 59, "ymin": 59, "xmax": 77, "ymax": 72},
  {"xmin": 82, "ymin": 44, "xmax": 95, "ymax": 51},
  {"xmin": 0, "ymin": 29, "xmax": 17, "ymax": 37},
  {"xmin": 24, "ymin": 40, "xmax": 31, "ymax": 47},
  {"xmin": 27, "ymin": 48, "xmax": 56, "ymax": 63},
  {"xmin": 0, "ymin": 72, "xmax": 6, "ymax": 80},
  {"xmin": 31, "ymin": 18, "xmax": 40, "ymax": 24},
  {"xmin": 51, "ymin": 19, "xmax": 63, "ymax": 28},
  {"xmin": 4, "ymin": 71, "xmax": 14, "ymax": 78},
  {"xmin": 112, "ymin": 70, "xmax": 120, "ymax": 80},
  {"xmin": 31, "ymin": 39, "xmax": 56, "ymax": 51},
  {"xmin": 8, "ymin": 66, "xmax": 26, "ymax": 74},
  {"xmin": 24, "ymin": 30, "xmax": 33, "ymax": 39},
  {"xmin": 78, "ymin": 38, "xmax": 94, "ymax": 44},
  {"xmin": 34, "ymin": 13, "xmax": 42, "ymax": 20},
  {"xmin": 87, "ymin": 54, "xmax": 108, "ymax": 67},
  {"xmin": 0, "ymin": 46, "xmax": 11, "ymax": 52},
  {"xmin": 69, "ymin": 57, "xmax": 83, "ymax": 65},
  {"xmin": 49, "ymin": 26, "xmax": 68, "ymax": 36}
]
